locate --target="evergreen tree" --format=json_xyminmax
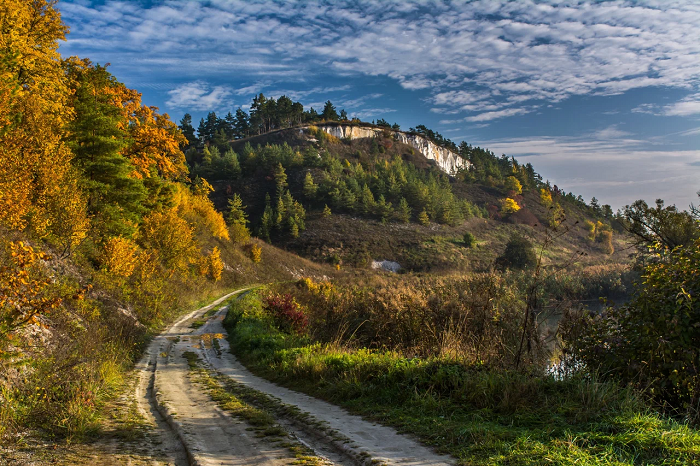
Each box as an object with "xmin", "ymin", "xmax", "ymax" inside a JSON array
[
  {"xmin": 397, "ymin": 197, "xmax": 411, "ymax": 223},
  {"xmin": 178, "ymin": 113, "xmax": 197, "ymax": 148},
  {"xmin": 226, "ymin": 194, "xmax": 248, "ymax": 226},
  {"xmin": 223, "ymin": 111, "xmax": 236, "ymax": 138},
  {"xmin": 322, "ymin": 204, "xmax": 332, "ymax": 217},
  {"xmin": 66, "ymin": 63, "xmax": 146, "ymax": 238},
  {"xmin": 321, "ymin": 100, "xmax": 339, "ymax": 121},
  {"xmin": 418, "ymin": 209, "xmax": 430, "ymax": 226},
  {"xmin": 233, "ymin": 108, "xmax": 250, "ymax": 139},
  {"xmin": 340, "ymin": 109, "xmax": 348, "ymax": 120},
  {"xmin": 274, "ymin": 163, "xmax": 288, "ymax": 198},
  {"xmin": 303, "ymin": 172, "xmax": 318, "ymax": 199}
]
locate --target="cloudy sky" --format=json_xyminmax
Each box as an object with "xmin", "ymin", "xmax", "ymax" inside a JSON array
[{"xmin": 58, "ymin": 0, "xmax": 700, "ymax": 209}]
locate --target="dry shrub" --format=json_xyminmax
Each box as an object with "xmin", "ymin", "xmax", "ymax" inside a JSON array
[{"xmin": 288, "ymin": 274, "xmax": 534, "ymax": 368}]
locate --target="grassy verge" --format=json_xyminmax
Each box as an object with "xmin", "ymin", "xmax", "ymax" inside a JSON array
[{"xmin": 223, "ymin": 291, "xmax": 700, "ymax": 466}]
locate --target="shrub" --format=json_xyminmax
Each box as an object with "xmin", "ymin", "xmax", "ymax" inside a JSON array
[
  {"xmin": 263, "ymin": 293, "xmax": 308, "ymax": 334},
  {"xmin": 463, "ymin": 232, "xmax": 476, "ymax": 248},
  {"xmin": 500, "ymin": 198, "xmax": 520, "ymax": 214},
  {"xmin": 540, "ymin": 188, "xmax": 553, "ymax": 207},
  {"xmin": 562, "ymin": 240, "xmax": 700, "ymax": 416},
  {"xmin": 496, "ymin": 235, "xmax": 537, "ymax": 270},
  {"xmin": 250, "ymin": 243, "xmax": 262, "ymax": 263}
]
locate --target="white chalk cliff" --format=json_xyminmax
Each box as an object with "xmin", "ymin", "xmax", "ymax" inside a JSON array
[{"xmin": 313, "ymin": 125, "xmax": 470, "ymax": 175}]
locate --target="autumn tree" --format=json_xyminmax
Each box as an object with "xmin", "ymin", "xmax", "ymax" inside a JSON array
[{"xmin": 0, "ymin": 0, "xmax": 87, "ymax": 241}]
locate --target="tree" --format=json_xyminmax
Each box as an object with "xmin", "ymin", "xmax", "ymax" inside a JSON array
[
  {"xmin": 64, "ymin": 59, "xmax": 147, "ymax": 238},
  {"xmin": 179, "ymin": 113, "xmax": 197, "ymax": 148},
  {"xmin": 339, "ymin": 109, "xmax": 348, "ymax": 120},
  {"xmin": 623, "ymin": 199, "xmax": 699, "ymax": 252},
  {"xmin": 226, "ymin": 194, "xmax": 249, "ymax": 226},
  {"xmin": 496, "ymin": 235, "xmax": 536, "ymax": 270},
  {"xmin": 500, "ymin": 198, "xmax": 521, "ymax": 214},
  {"xmin": 321, "ymin": 100, "xmax": 339, "ymax": 121},
  {"xmin": 463, "ymin": 232, "xmax": 476, "ymax": 248},
  {"xmin": 564, "ymin": 239, "xmax": 700, "ymax": 411},
  {"xmin": 504, "ymin": 176, "xmax": 522, "ymax": 195},
  {"xmin": 273, "ymin": 163, "xmax": 288, "ymax": 198},
  {"xmin": 418, "ymin": 209, "xmax": 430, "ymax": 226},
  {"xmin": 322, "ymin": 204, "xmax": 332, "ymax": 217},
  {"xmin": 0, "ymin": 0, "xmax": 87, "ymax": 239},
  {"xmin": 233, "ymin": 108, "xmax": 250, "ymax": 139},
  {"xmin": 303, "ymin": 172, "xmax": 318, "ymax": 199},
  {"xmin": 397, "ymin": 197, "xmax": 411, "ymax": 223},
  {"xmin": 539, "ymin": 188, "xmax": 553, "ymax": 207}
]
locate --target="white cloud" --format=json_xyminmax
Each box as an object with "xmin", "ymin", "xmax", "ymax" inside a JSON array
[
  {"xmin": 466, "ymin": 107, "xmax": 531, "ymax": 122},
  {"xmin": 165, "ymin": 81, "xmax": 233, "ymax": 111},
  {"xmin": 664, "ymin": 93, "xmax": 700, "ymax": 116},
  {"xmin": 59, "ymin": 1, "xmax": 700, "ymax": 122}
]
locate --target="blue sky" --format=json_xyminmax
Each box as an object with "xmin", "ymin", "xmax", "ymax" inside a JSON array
[{"xmin": 57, "ymin": 0, "xmax": 700, "ymax": 209}]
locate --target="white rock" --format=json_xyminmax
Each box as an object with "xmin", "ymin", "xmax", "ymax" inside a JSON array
[
  {"xmin": 315, "ymin": 125, "xmax": 470, "ymax": 175},
  {"xmin": 371, "ymin": 260, "xmax": 402, "ymax": 273}
]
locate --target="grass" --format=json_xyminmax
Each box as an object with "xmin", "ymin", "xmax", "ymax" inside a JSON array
[{"xmin": 223, "ymin": 291, "xmax": 700, "ymax": 465}]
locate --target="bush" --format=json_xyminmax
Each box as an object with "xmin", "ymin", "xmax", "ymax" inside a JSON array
[
  {"xmin": 463, "ymin": 232, "xmax": 475, "ymax": 248},
  {"xmin": 562, "ymin": 240, "xmax": 700, "ymax": 416},
  {"xmin": 496, "ymin": 235, "xmax": 537, "ymax": 270},
  {"xmin": 250, "ymin": 243, "xmax": 262, "ymax": 263},
  {"xmin": 263, "ymin": 293, "xmax": 308, "ymax": 334}
]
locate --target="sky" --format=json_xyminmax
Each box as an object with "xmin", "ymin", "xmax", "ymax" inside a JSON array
[{"xmin": 57, "ymin": 0, "xmax": 700, "ymax": 210}]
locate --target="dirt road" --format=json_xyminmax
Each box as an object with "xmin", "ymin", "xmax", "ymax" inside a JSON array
[{"xmin": 132, "ymin": 290, "xmax": 454, "ymax": 466}]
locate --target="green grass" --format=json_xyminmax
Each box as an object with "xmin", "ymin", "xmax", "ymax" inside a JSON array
[{"xmin": 223, "ymin": 292, "xmax": 700, "ymax": 465}]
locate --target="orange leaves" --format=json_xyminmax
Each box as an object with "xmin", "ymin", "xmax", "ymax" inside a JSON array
[
  {"xmin": 100, "ymin": 237, "xmax": 139, "ymax": 278},
  {"xmin": 0, "ymin": 241, "xmax": 62, "ymax": 348},
  {"xmin": 122, "ymin": 104, "xmax": 188, "ymax": 181},
  {"xmin": 199, "ymin": 247, "xmax": 223, "ymax": 281}
]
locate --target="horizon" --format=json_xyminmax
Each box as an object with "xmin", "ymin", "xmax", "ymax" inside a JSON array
[{"xmin": 57, "ymin": 0, "xmax": 700, "ymax": 210}]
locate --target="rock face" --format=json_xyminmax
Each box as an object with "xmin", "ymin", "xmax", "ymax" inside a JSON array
[{"xmin": 315, "ymin": 125, "xmax": 469, "ymax": 175}]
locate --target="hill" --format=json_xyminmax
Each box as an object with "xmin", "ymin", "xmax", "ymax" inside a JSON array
[{"xmin": 195, "ymin": 123, "xmax": 629, "ymax": 273}]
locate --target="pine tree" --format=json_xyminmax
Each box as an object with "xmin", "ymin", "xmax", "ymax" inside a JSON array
[
  {"xmin": 418, "ymin": 209, "xmax": 430, "ymax": 226},
  {"xmin": 234, "ymin": 108, "xmax": 250, "ymax": 139},
  {"xmin": 65, "ymin": 62, "xmax": 146, "ymax": 238},
  {"xmin": 179, "ymin": 113, "xmax": 197, "ymax": 148},
  {"xmin": 303, "ymin": 172, "xmax": 318, "ymax": 199},
  {"xmin": 360, "ymin": 184, "xmax": 375, "ymax": 214},
  {"xmin": 322, "ymin": 205, "xmax": 332, "ymax": 217},
  {"xmin": 226, "ymin": 194, "xmax": 248, "ymax": 226},
  {"xmin": 274, "ymin": 163, "xmax": 288, "ymax": 198},
  {"xmin": 321, "ymin": 100, "xmax": 339, "ymax": 121},
  {"xmin": 397, "ymin": 197, "xmax": 411, "ymax": 223}
]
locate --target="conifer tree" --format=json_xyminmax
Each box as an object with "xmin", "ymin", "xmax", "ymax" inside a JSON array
[
  {"xmin": 303, "ymin": 172, "xmax": 318, "ymax": 199},
  {"xmin": 274, "ymin": 163, "xmax": 288, "ymax": 198},
  {"xmin": 65, "ymin": 61, "xmax": 146, "ymax": 238},
  {"xmin": 418, "ymin": 209, "xmax": 430, "ymax": 226},
  {"xmin": 397, "ymin": 197, "xmax": 411, "ymax": 223}
]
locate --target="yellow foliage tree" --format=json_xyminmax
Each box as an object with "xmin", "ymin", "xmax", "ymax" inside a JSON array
[
  {"xmin": 199, "ymin": 247, "xmax": 223, "ymax": 281},
  {"xmin": 100, "ymin": 237, "xmax": 139, "ymax": 278},
  {"xmin": 500, "ymin": 198, "xmax": 521, "ymax": 214},
  {"xmin": 139, "ymin": 210, "xmax": 198, "ymax": 274},
  {"xmin": 504, "ymin": 176, "xmax": 522, "ymax": 195},
  {"xmin": 250, "ymin": 243, "xmax": 262, "ymax": 263},
  {"xmin": 540, "ymin": 188, "xmax": 553, "ymax": 207},
  {"xmin": 175, "ymin": 184, "xmax": 230, "ymax": 241},
  {"xmin": 0, "ymin": 0, "xmax": 87, "ymax": 238},
  {"xmin": 0, "ymin": 241, "xmax": 62, "ymax": 353}
]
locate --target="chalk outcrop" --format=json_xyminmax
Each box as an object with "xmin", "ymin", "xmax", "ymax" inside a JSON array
[{"xmin": 315, "ymin": 125, "xmax": 469, "ymax": 175}]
